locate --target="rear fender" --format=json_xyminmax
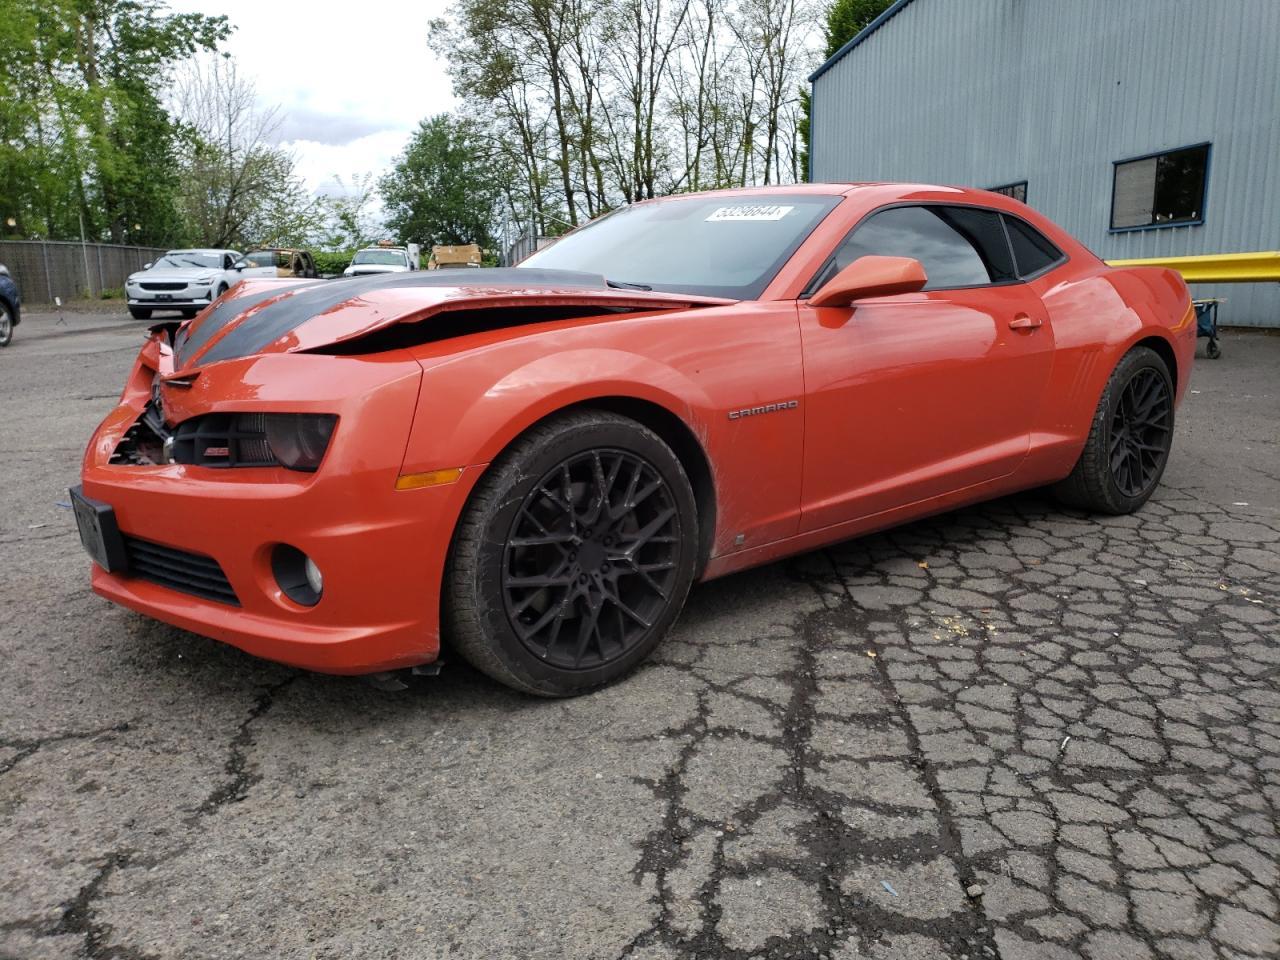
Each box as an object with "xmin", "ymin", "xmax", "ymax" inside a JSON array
[
  {"xmin": 1104, "ymin": 266, "xmax": 1195, "ymax": 401},
  {"xmin": 1028, "ymin": 265, "xmax": 1194, "ymax": 479}
]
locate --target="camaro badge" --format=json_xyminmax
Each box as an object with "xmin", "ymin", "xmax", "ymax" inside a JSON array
[{"xmin": 728, "ymin": 399, "xmax": 799, "ymax": 420}]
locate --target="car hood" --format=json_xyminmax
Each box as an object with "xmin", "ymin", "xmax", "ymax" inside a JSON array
[
  {"xmin": 170, "ymin": 269, "xmax": 732, "ymax": 371},
  {"xmin": 345, "ymin": 264, "xmax": 408, "ymax": 274},
  {"xmin": 132, "ymin": 266, "xmax": 220, "ymax": 282}
]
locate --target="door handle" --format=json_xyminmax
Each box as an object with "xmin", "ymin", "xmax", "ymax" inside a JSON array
[{"xmin": 1009, "ymin": 314, "xmax": 1043, "ymax": 330}]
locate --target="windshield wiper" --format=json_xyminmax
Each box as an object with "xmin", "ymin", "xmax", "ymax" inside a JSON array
[{"xmin": 605, "ymin": 278, "xmax": 652, "ymax": 291}]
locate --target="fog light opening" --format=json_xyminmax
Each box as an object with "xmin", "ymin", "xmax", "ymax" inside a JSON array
[{"xmin": 271, "ymin": 544, "xmax": 322, "ymax": 606}]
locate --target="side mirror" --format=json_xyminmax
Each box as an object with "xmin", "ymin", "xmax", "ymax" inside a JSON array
[
  {"xmin": 142, "ymin": 261, "xmax": 153, "ymax": 270},
  {"xmin": 808, "ymin": 255, "xmax": 927, "ymax": 308},
  {"xmin": 233, "ymin": 262, "xmax": 245, "ymax": 271}
]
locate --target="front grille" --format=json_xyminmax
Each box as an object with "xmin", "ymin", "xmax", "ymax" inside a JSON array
[
  {"xmin": 140, "ymin": 281, "xmax": 187, "ymax": 291},
  {"xmin": 172, "ymin": 413, "xmax": 275, "ymax": 467},
  {"xmin": 123, "ymin": 536, "xmax": 239, "ymax": 605}
]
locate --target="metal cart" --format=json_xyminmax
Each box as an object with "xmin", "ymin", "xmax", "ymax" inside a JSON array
[{"xmin": 1193, "ymin": 298, "xmax": 1223, "ymax": 359}]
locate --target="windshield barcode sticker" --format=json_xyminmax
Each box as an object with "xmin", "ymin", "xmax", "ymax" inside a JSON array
[{"xmin": 705, "ymin": 204, "xmax": 794, "ymax": 222}]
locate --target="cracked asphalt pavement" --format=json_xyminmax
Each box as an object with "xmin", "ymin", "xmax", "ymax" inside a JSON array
[{"xmin": 2, "ymin": 310, "xmax": 1278, "ymax": 960}]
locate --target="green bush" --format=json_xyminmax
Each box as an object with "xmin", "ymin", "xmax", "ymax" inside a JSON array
[
  {"xmin": 98, "ymin": 286, "xmax": 124, "ymax": 300},
  {"xmin": 313, "ymin": 251, "xmax": 353, "ymax": 277}
]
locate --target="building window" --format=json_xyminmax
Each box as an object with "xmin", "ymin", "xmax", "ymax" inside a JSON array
[
  {"xmin": 1111, "ymin": 143, "xmax": 1209, "ymax": 230},
  {"xmin": 988, "ymin": 181, "xmax": 1027, "ymax": 204}
]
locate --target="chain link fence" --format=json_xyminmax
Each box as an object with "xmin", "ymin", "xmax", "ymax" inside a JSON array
[{"xmin": 0, "ymin": 240, "xmax": 169, "ymax": 305}]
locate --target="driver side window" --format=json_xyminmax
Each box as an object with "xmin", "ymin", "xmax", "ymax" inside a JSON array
[{"xmin": 819, "ymin": 204, "xmax": 1016, "ymax": 292}]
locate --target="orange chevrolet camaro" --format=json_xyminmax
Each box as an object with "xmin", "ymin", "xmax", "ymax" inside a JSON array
[{"xmin": 74, "ymin": 184, "xmax": 1195, "ymax": 695}]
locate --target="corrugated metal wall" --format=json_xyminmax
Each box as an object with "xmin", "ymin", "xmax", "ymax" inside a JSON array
[{"xmin": 811, "ymin": 0, "xmax": 1280, "ymax": 327}]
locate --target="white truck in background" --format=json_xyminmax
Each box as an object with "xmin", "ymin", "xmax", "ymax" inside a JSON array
[{"xmin": 342, "ymin": 241, "xmax": 421, "ymax": 277}]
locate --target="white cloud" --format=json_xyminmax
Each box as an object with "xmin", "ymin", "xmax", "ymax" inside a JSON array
[
  {"xmin": 169, "ymin": 0, "xmax": 458, "ymax": 191},
  {"xmin": 288, "ymin": 130, "xmax": 414, "ymax": 196}
]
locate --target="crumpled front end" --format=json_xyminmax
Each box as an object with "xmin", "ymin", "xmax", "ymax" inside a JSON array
[{"xmin": 77, "ymin": 331, "xmax": 477, "ymax": 674}]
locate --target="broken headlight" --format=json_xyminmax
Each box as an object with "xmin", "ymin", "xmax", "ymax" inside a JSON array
[{"xmin": 170, "ymin": 413, "xmax": 337, "ymax": 472}]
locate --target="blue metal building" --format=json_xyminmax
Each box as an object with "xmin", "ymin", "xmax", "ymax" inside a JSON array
[{"xmin": 809, "ymin": 0, "xmax": 1280, "ymax": 327}]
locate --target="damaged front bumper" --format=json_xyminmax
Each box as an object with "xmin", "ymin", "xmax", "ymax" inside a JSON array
[{"xmin": 75, "ymin": 333, "xmax": 478, "ymax": 674}]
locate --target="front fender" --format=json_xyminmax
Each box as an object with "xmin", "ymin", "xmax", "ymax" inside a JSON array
[
  {"xmin": 402, "ymin": 347, "xmax": 715, "ymax": 473},
  {"xmin": 399, "ymin": 301, "xmax": 806, "ymax": 559}
]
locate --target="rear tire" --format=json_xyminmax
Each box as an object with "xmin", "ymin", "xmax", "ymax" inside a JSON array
[
  {"xmin": 444, "ymin": 410, "xmax": 699, "ymax": 697},
  {"xmin": 128, "ymin": 306, "xmax": 152, "ymax": 320},
  {"xmin": 1053, "ymin": 346, "xmax": 1174, "ymax": 514},
  {"xmin": 0, "ymin": 303, "xmax": 13, "ymax": 346}
]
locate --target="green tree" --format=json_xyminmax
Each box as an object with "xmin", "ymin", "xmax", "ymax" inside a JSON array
[
  {"xmin": 379, "ymin": 115, "xmax": 503, "ymax": 250},
  {"xmin": 823, "ymin": 0, "xmax": 893, "ymax": 57},
  {"xmin": 0, "ymin": 0, "xmax": 228, "ymax": 242},
  {"xmin": 317, "ymin": 173, "xmax": 382, "ymax": 251},
  {"xmin": 798, "ymin": 0, "xmax": 892, "ymax": 180}
]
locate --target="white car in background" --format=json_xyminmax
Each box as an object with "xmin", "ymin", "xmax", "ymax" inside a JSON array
[
  {"xmin": 124, "ymin": 249, "xmax": 242, "ymax": 320},
  {"xmin": 342, "ymin": 244, "xmax": 418, "ymax": 277}
]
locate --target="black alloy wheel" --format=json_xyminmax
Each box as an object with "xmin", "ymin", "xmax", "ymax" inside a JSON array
[
  {"xmin": 445, "ymin": 410, "xmax": 698, "ymax": 697},
  {"xmin": 1108, "ymin": 366, "xmax": 1172, "ymax": 498},
  {"xmin": 1053, "ymin": 345, "xmax": 1175, "ymax": 515},
  {"xmin": 502, "ymin": 449, "xmax": 681, "ymax": 670}
]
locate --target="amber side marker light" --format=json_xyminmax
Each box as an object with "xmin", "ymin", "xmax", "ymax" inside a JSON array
[{"xmin": 395, "ymin": 468, "xmax": 464, "ymax": 490}]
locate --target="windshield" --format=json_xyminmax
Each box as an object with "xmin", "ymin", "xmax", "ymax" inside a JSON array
[
  {"xmin": 157, "ymin": 252, "xmax": 221, "ymax": 269},
  {"xmin": 518, "ymin": 195, "xmax": 842, "ymax": 299},
  {"xmin": 352, "ymin": 250, "xmax": 406, "ymax": 266}
]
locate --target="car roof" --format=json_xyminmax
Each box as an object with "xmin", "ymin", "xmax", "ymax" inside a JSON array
[
  {"xmin": 632, "ymin": 182, "xmax": 1015, "ymax": 201},
  {"xmin": 628, "ymin": 182, "xmax": 1059, "ymax": 220}
]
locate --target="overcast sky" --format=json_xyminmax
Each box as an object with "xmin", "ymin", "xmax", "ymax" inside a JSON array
[{"xmin": 170, "ymin": 0, "xmax": 458, "ymax": 196}]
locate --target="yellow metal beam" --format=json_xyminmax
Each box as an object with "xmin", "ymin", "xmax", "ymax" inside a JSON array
[{"xmin": 1105, "ymin": 251, "xmax": 1280, "ymax": 283}]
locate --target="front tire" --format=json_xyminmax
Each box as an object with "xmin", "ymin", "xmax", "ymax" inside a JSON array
[
  {"xmin": 128, "ymin": 306, "xmax": 152, "ymax": 320},
  {"xmin": 444, "ymin": 410, "xmax": 699, "ymax": 697},
  {"xmin": 0, "ymin": 303, "xmax": 12, "ymax": 346},
  {"xmin": 1053, "ymin": 346, "xmax": 1174, "ymax": 514}
]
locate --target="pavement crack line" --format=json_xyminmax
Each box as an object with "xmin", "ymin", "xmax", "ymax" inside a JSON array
[
  {"xmin": 620, "ymin": 565, "xmax": 1006, "ymax": 958},
  {"xmin": 807, "ymin": 548, "xmax": 1005, "ymax": 959},
  {"xmin": 189, "ymin": 675, "xmax": 296, "ymax": 820},
  {"xmin": 0, "ymin": 722, "xmax": 133, "ymax": 777},
  {"xmin": 0, "ymin": 850, "xmax": 161, "ymax": 960},
  {"xmin": 49, "ymin": 850, "xmax": 161, "ymax": 960}
]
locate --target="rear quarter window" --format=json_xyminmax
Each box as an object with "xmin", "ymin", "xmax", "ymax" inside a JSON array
[{"xmin": 1003, "ymin": 216, "xmax": 1065, "ymax": 277}]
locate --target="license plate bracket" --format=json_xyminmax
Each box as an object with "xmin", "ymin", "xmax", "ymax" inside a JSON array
[{"xmin": 69, "ymin": 486, "xmax": 128, "ymax": 574}]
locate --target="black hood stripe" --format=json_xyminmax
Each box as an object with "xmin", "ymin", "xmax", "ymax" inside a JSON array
[
  {"xmin": 179, "ymin": 269, "xmax": 611, "ymax": 368},
  {"xmin": 176, "ymin": 279, "xmax": 329, "ymax": 366}
]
